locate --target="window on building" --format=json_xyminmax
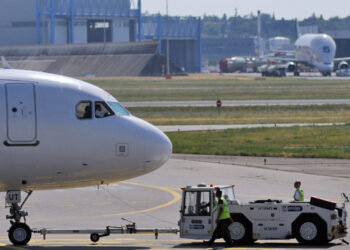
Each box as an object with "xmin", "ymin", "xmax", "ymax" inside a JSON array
[{"xmin": 94, "ymin": 22, "xmax": 110, "ymax": 29}]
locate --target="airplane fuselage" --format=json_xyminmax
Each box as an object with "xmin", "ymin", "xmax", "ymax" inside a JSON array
[
  {"xmin": 295, "ymin": 34, "xmax": 336, "ymax": 74},
  {"xmin": 0, "ymin": 69, "xmax": 172, "ymax": 191}
]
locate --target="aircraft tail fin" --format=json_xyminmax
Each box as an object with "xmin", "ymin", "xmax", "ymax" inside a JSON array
[{"xmin": 1, "ymin": 56, "xmax": 12, "ymax": 69}]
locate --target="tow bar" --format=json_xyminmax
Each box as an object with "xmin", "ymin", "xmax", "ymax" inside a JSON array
[{"xmin": 32, "ymin": 218, "xmax": 178, "ymax": 243}]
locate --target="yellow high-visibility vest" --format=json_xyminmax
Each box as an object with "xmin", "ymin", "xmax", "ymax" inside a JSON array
[
  {"xmin": 218, "ymin": 197, "xmax": 231, "ymax": 220},
  {"xmin": 294, "ymin": 188, "xmax": 304, "ymax": 201}
]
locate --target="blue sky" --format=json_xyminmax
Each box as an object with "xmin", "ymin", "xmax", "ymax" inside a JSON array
[{"xmin": 140, "ymin": 0, "xmax": 350, "ymax": 20}]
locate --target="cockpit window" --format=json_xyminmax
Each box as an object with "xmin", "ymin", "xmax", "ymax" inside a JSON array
[
  {"xmin": 76, "ymin": 101, "xmax": 92, "ymax": 119},
  {"xmin": 107, "ymin": 102, "xmax": 130, "ymax": 116},
  {"xmin": 95, "ymin": 101, "xmax": 114, "ymax": 118}
]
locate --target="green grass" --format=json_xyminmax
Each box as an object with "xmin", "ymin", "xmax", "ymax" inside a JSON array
[
  {"xmin": 167, "ymin": 125, "xmax": 350, "ymax": 159},
  {"xmin": 79, "ymin": 76, "xmax": 350, "ymax": 159},
  {"xmin": 81, "ymin": 75, "xmax": 350, "ymax": 102},
  {"xmin": 129, "ymin": 105, "xmax": 350, "ymax": 125}
]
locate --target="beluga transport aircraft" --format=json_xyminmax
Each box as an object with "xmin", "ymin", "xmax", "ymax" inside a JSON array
[
  {"xmin": 265, "ymin": 34, "xmax": 350, "ymax": 76},
  {"xmin": 0, "ymin": 64, "xmax": 172, "ymax": 245},
  {"xmin": 294, "ymin": 33, "xmax": 337, "ymax": 76}
]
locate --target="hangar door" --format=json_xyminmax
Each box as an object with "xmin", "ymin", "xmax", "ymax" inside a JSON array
[
  {"xmin": 87, "ymin": 20, "xmax": 112, "ymax": 43},
  {"xmin": 6, "ymin": 84, "xmax": 37, "ymax": 142}
]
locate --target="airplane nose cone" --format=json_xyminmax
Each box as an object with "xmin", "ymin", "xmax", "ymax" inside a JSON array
[{"xmin": 144, "ymin": 125, "xmax": 172, "ymax": 172}]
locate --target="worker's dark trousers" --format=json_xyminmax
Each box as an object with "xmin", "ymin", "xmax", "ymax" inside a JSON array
[{"xmin": 210, "ymin": 218, "xmax": 232, "ymax": 244}]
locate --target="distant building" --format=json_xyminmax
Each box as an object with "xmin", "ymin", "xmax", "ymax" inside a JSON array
[
  {"xmin": 0, "ymin": 0, "xmax": 138, "ymax": 46},
  {"xmin": 0, "ymin": 0, "xmax": 38, "ymax": 46},
  {"xmin": 0, "ymin": 0, "xmax": 201, "ymax": 73},
  {"xmin": 268, "ymin": 37, "xmax": 291, "ymax": 51},
  {"xmin": 142, "ymin": 15, "xmax": 201, "ymax": 73},
  {"xmin": 297, "ymin": 25, "xmax": 319, "ymax": 36},
  {"xmin": 202, "ymin": 38, "xmax": 256, "ymax": 61},
  {"xmin": 325, "ymin": 30, "xmax": 350, "ymax": 58}
]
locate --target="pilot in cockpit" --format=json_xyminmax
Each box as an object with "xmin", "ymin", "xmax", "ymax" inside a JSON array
[
  {"xmin": 95, "ymin": 104, "xmax": 105, "ymax": 118},
  {"xmin": 83, "ymin": 105, "xmax": 92, "ymax": 119}
]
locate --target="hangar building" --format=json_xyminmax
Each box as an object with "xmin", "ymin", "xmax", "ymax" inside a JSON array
[
  {"xmin": 0, "ymin": 0, "xmax": 139, "ymax": 45},
  {"xmin": 0, "ymin": 0, "xmax": 201, "ymax": 74},
  {"xmin": 325, "ymin": 30, "xmax": 350, "ymax": 58}
]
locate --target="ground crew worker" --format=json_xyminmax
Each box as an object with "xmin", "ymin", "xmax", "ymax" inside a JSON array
[
  {"xmin": 294, "ymin": 181, "xmax": 304, "ymax": 201},
  {"xmin": 206, "ymin": 189, "xmax": 233, "ymax": 247}
]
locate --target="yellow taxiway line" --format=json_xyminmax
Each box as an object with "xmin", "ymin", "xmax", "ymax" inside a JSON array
[
  {"xmin": 32, "ymin": 181, "xmax": 181, "ymax": 223},
  {"xmin": 0, "ymin": 242, "xmax": 26, "ymax": 250}
]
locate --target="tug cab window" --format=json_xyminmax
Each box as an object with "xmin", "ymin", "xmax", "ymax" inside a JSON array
[
  {"xmin": 183, "ymin": 191, "xmax": 211, "ymax": 216},
  {"xmin": 222, "ymin": 187, "xmax": 235, "ymax": 201},
  {"xmin": 95, "ymin": 101, "xmax": 114, "ymax": 118},
  {"xmin": 76, "ymin": 101, "xmax": 92, "ymax": 119}
]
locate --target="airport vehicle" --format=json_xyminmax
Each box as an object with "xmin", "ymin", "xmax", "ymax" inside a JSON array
[
  {"xmin": 0, "ymin": 67, "xmax": 172, "ymax": 245},
  {"xmin": 180, "ymin": 184, "xmax": 348, "ymax": 245},
  {"xmin": 219, "ymin": 57, "xmax": 250, "ymax": 73},
  {"xmin": 219, "ymin": 57, "xmax": 263, "ymax": 73},
  {"xmin": 259, "ymin": 64, "xmax": 287, "ymax": 77},
  {"xmin": 32, "ymin": 184, "xmax": 348, "ymax": 246}
]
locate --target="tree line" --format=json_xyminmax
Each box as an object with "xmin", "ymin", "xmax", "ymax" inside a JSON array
[{"xmin": 202, "ymin": 13, "xmax": 350, "ymax": 40}]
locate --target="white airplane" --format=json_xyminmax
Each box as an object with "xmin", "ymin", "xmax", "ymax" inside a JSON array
[
  {"xmin": 294, "ymin": 33, "xmax": 336, "ymax": 76},
  {"xmin": 264, "ymin": 34, "xmax": 350, "ymax": 76},
  {"xmin": 0, "ymin": 66, "xmax": 172, "ymax": 245}
]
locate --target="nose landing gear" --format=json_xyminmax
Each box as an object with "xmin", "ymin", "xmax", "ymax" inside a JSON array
[{"xmin": 6, "ymin": 191, "xmax": 33, "ymax": 245}]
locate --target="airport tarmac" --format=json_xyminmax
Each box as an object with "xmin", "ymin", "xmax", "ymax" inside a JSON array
[
  {"xmin": 159, "ymin": 122, "xmax": 346, "ymax": 132},
  {"xmin": 123, "ymin": 99, "xmax": 350, "ymax": 107},
  {"xmin": 229, "ymin": 72, "xmax": 350, "ymax": 80},
  {"xmin": 0, "ymin": 156, "xmax": 348, "ymax": 249}
]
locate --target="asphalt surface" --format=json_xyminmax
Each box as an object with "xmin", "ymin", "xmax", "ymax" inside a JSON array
[
  {"xmin": 123, "ymin": 99, "xmax": 350, "ymax": 107},
  {"xmin": 0, "ymin": 156, "xmax": 348, "ymax": 249},
  {"xmin": 173, "ymin": 154, "xmax": 350, "ymax": 179},
  {"xmin": 223, "ymin": 72, "xmax": 350, "ymax": 80},
  {"xmin": 159, "ymin": 122, "xmax": 346, "ymax": 132}
]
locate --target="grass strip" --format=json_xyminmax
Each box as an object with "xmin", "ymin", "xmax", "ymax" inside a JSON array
[
  {"xmin": 166, "ymin": 125, "xmax": 350, "ymax": 159},
  {"xmin": 129, "ymin": 105, "xmax": 350, "ymax": 125},
  {"xmin": 81, "ymin": 75, "xmax": 350, "ymax": 102}
]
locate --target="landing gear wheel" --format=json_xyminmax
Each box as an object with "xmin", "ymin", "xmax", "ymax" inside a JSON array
[
  {"xmin": 90, "ymin": 233, "xmax": 100, "ymax": 242},
  {"xmin": 295, "ymin": 217, "xmax": 326, "ymax": 245},
  {"xmin": 8, "ymin": 223, "xmax": 32, "ymax": 246},
  {"xmin": 229, "ymin": 216, "xmax": 253, "ymax": 245}
]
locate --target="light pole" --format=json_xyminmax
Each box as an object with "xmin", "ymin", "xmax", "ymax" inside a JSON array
[
  {"xmin": 257, "ymin": 10, "xmax": 263, "ymax": 58},
  {"xmin": 166, "ymin": 0, "xmax": 171, "ymax": 79}
]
